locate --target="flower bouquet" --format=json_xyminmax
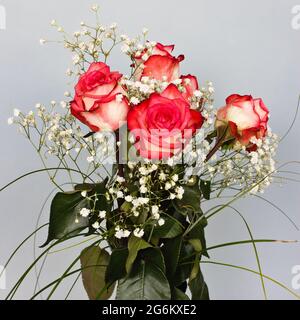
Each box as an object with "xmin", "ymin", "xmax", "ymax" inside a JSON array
[{"xmin": 3, "ymin": 6, "xmax": 299, "ymax": 300}]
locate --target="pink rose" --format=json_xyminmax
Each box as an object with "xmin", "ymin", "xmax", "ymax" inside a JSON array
[
  {"xmin": 216, "ymin": 94, "xmax": 269, "ymax": 149},
  {"xmin": 71, "ymin": 62, "xmax": 129, "ymax": 132},
  {"xmin": 127, "ymin": 84, "xmax": 204, "ymax": 159},
  {"xmin": 134, "ymin": 43, "xmax": 184, "ymax": 82}
]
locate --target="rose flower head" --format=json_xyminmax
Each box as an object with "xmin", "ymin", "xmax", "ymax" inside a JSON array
[
  {"xmin": 127, "ymin": 84, "xmax": 204, "ymax": 160},
  {"xmin": 134, "ymin": 42, "xmax": 184, "ymax": 82},
  {"xmin": 71, "ymin": 62, "xmax": 129, "ymax": 132},
  {"xmin": 216, "ymin": 94, "xmax": 269, "ymax": 151}
]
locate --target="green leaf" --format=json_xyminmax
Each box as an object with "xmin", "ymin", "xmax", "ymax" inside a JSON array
[
  {"xmin": 117, "ymin": 249, "xmax": 171, "ymax": 300},
  {"xmin": 152, "ymin": 216, "xmax": 184, "ymax": 239},
  {"xmin": 42, "ymin": 191, "xmax": 90, "ymax": 247},
  {"xmin": 189, "ymin": 266, "xmax": 209, "ymax": 300},
  {"xmin": 105, "ymin": 247, "xmax": 128, "ymax": 285},
  {"xmin": 174, "ymin": 242, "xmax": 195, "ymax": 286},
  {"xmin": 74, "ymin": 183, "xmax": 95, "ymax": 192},
  {"xmin": 185, "ymin": 215, "xmax": 209, "ymax": 258},
  {"xmin": 173, "ymin": 183, "xmax": 201, "ymax": 215},
  {"xmin": 80, "ymin": 246, "xmax": 114, "ymax": 300},
  {"xmin": 200, "ymin": 180, "xmax": 211, "ymax": 200},
  {"xmin": 162, "ymin": 236, "xmax": 182, "ymax": 278},
  {"xmin": 126, "ymin": 235, "xmax": 152, "ymax": 274},
  {"xmin": 172, "ymin": 287, "xmax": 190, "ymax": 300},
  {"xmin": 143, "ymin": 248, "xmax": 166, "ymax": 273}
]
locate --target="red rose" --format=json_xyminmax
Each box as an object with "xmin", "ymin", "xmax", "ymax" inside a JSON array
[
  {"xmin": 128, "ymin": 84, "xmax": 204, "ymax": 160},
  {"xmin": 216, "ymin": 94, "xmax": 269, "ymax": 149},
  {"xmin": 134, "ymin": 43, "xmax": 184, "ymax": 82},
  {"xmin": 71, "ymin": 62, "xmax": 129, "ymax": 132},
  {"xmin": 180, "ymin": 74, "xmax": 199, "ymax": 101}
]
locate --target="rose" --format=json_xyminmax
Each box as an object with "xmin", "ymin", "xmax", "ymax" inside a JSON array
[
  {"xmin": 180, "ymin": 74, "xmax": 199, "ymax": 101},
  {"xmin": 71, "ymin": 62, "xmax": 129, "ymax": 132},
  {"xmin": 134, "ymin": 42, "xmax": 184, "ymax": 82},
  {"xmin": 216, "ymin": 94, "xmax": 269, "ymax": 150},
  {"xmin": 127, "ymin": 84, "xmax": 204, "ymax": 159}
]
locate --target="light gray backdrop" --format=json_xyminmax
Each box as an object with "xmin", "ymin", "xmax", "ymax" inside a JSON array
[{"xmin": 0, "ymin": 0, "xmax": 300, "ymax": 300}]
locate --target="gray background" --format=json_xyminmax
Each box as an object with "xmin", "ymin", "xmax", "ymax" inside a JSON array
[{"xmin": 0, "ymin": 0, "xmax": 300, "ymax": 300}]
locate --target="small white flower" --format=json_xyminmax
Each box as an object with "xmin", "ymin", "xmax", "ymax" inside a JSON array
[
  {"xmin": 13, "ymin": 109, "xmax": 21, "ymax": 117},
  {"xmin": 173, "ymin": 79, "xmax": 182, "ymax": 85},
  {"xmin": 115, "ymin": 229, "xmax": 124, "ymax": 239},
  {"xmin": 99, "ymin": 211, "xmax": 106, "ymax": 219},
  {"xmin": 80, "ymin": 208, "xmax": 91, "ymax": 218},
  {"xmin": 139, "ymin": 167, "xmax": 148, "ymax": 175},
  {"xmin": 194, "ymin": 90, "xmax": 203, "ymax": 98},
  {"xmin": 91, "ymin": 4, "xmax": 99, "ymax": 11},
  {"xmin": 110, "ymin": 22, "xmax": 117, "ymax": 30},
  {"xmin": 87, "ymin": 156, "xmax": 94, "ymax": 163},
  {"xmin": 169, "ymin": 193, "xmax": 176, "ymax": 200},
  {"xmin": 60, "ymin": 101, "xmax": 67, "ymax": 109},
  {"xmin": 133, "ymin": 211, "xmax": 140, "ymax": 217},
  {"xmin": 172, "ymin": 174, "xmax": 179, "ymax": 182},
  {"xmin": 116, "ymin": 191, "xmax": 124, "ymax": 198},
  {"xmin": 165, "ymin": 182, "xmax": 172, "ymax": 191},
  {"xmin": 130, "ymin": 97, "xmax": 140, "ymax": 105},
  {"xmin": 159, "ymin": 172, "xmax": 167, "ymax": 181},
  {"xmin": 81, "ymin": 191, "xmax": 87, "ymax": 198},
  {"xmin": 142, "ymin": 27, "xmax": 149, "ymax": 35},
  {"xmin": 208, "ymin": 86, "xmax": 215, "ymax": 93},
  {"xmin": 176, "ymin": 186, "xmax": 185, "ymax": 195},
  {"xmin": 140, "ymin": 185, "xmax": 147, "ymax": 194},
  {"xmin": 151, "ymin": 164, "xmax": 158, "ymax": 171},
  {"xmin": 123, "ymin": 230, "xmax": 131, "ymax": 238},
  {"xmin": 121, "ymin": 44, "xmax": 130, "ymax": 53},
  {"xmin": 39, "ymin": 38, "xmax": 46, "ymax": 45},
  {"xmin": 132, "ymin": 198, "xmax": 140, "ymax": 207},
  {"xmin": 92, "ymin": 222, "xmax": 100, "ymax": 229},
  {"xmin": 139, "ymin": 177, "xmax": 147, "ymax": 185},
  {"xmin": 7, "ymin": 117, "xmax": 14, "ymax": 125},
  {"xmin": 139, "ymin": 197, "xmax": 149, "ymax": 205},
  {"xmin": 50, "ymin": 19, "xmax": 57, "ymax": 26},
  {"xmin": 120, "ymin": 34, "xmax": 128, "ymax": 41},
  {"xmin": 151, "ymin": 205, "xmax": 159, "ymax": 215},
  {"xmin": 158, "ymin": 219, "xmax": 165, "ymax": 226},
  {"xmin": 133, "ymin": 228, "xmax": 144, "ymax": 238},
  {"xmin": 125, "ymin": 195, "xmax": 133, "ymax": 202},
  {"xmin": 116, "ymin": 176, "xmax": 125, "ymax": 184}
]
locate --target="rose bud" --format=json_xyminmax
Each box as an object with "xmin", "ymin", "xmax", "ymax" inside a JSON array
[
  {"xmin": 127, "ymin": 84, "xmax": 204, "ymax": 160},
  {"xmin": 215, "ymin": 94, "xmax": 269, "ymax": 151},
  {"xmin": 134, "ymin": 42, "xmax": 184, "ymax": 82},
  {"xmin": 71, "ymin": 62, "xmax": 129, "ymax": 132}
]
